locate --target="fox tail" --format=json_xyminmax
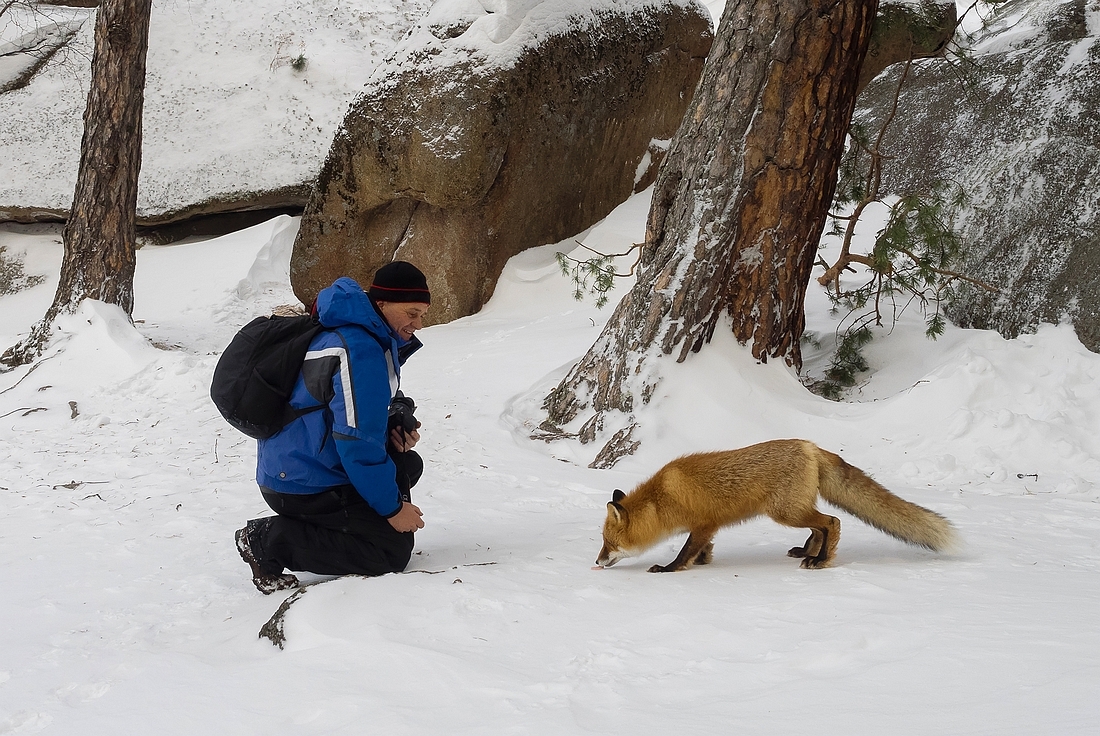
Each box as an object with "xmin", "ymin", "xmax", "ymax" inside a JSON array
[{"xmin": 817, "ymin": 449, "xmax": 959, "ymax": 552}]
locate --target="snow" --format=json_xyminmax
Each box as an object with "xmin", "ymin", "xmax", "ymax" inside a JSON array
[
  {"xmin": 377, "ymin": 0, "xmax": 711, "ymax": 101},
  {"xmin": 2, "ymin": 182, "xmax": 1099, "ymax": 732},
  {"xmin": 0, "ymin": 0, "xmax": 431, "ymax": 217}
]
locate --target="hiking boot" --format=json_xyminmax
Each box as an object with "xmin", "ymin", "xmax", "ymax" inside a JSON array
[{"xmin": 235, "ymin": 520, "xmax": 299, "ymax": 595}]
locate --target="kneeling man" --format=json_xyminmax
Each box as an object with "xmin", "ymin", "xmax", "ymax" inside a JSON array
[{"xmin": 235, "ymin": 262, "xmax": 430, "ymax": 593}]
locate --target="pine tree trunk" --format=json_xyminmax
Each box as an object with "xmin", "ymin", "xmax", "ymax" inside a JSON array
[
  {"xmin": 1, "ymin": 0, "xmax": 151, "ymax": 367},
  {"xmin": 59, "ymin": 0, "xmax": 151, "ymax": 316},
  {"xmin": 544, "ymin": 0, "xmax": 877, "ymax": 464}
]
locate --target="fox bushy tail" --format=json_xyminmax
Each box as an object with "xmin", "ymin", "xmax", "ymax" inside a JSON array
[{"xmin": 817, "ymin": 451, "xmax": 958, "ymax": 552}]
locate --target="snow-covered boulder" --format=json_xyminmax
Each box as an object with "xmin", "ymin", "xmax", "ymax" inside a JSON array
[
  {"xmin": 852, "ymin": 0, "xmax": 1100, "ymax": 351},
  {"xmin": 289, "ymin": 0, "xmax": 713, "ymax": 323},
  {"xmin": 0, "ymin": 0, "xmax": 430, "ymax": 227}
]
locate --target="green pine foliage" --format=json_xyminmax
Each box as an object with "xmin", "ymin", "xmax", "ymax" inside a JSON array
[
  {"xmin": 828, "ymin": 183, "xmax": 966, "ymax": 339},
  {"xmin": 813, "ymin": 326, "xmax": 873, "ymax": 400},
  {"xmin": 555, "ymin": 243, "xmax": 642, "ymax": 309},
  {"xmin": 813, "ymin": 185, "xmax": 968, "ymax": 400},
  {"xmin": 811, "ymin": 12, "xmax": 993, "ymax": 401},
  {"xmin": 556, "ymin": 251, "xmax": 616, "ymax": 308}
]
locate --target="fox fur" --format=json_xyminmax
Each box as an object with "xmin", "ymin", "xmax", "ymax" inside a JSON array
[{"xmin": 596, "ymin": 439, "xmax": 958, "ymax": 572}]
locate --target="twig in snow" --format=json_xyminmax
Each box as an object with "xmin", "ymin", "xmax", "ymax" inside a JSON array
[
  {"xmin": 53, "ymin": 479, "xmax": 109, "ymax": 490},
  {"xmin": 401, "ymin": 561, "xmax": 498, "ymax": 574},
  {"xmin": 0, "ymin": 406, "xmax": 46, "ymax": 419},
  {"xmin": 0, "ymin": 357, "xmax": 53, "ymax": 396}
]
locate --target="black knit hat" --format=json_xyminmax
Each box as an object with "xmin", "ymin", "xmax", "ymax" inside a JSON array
[{"xmin": 368, "ymin": 261, "xmax": 431, "ymax": 304}]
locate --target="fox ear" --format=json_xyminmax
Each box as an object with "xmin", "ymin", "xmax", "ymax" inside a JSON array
[
  {"xmin": 612, "ymin": 489, "xmax": 625, "ymax": 503},
  {"xmin": 606, "ymin": 500, "xmax": 626, "ymax": 524}
]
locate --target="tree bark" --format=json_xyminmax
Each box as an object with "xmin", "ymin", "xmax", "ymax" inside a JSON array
[
  {"xmin": 2, "ymin": 0, "xmax": 151, "ymax": 367},
  {"xmin": 544, "ymin": 0, "xmax": 877, "ymax": 464}
]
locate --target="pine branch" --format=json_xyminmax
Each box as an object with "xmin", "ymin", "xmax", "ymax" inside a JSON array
[
  {"xmin": 565, "ymin": 240, "xmax": 644, "ymax": 277},
  {"xmin": 890, "ymin": 243, "xmax": 999, "ymax": 292}
]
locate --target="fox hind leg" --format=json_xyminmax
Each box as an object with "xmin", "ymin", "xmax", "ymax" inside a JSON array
[
  {"xmin": 772, "ymin": 509, "xmax": 841, "ymax": 569},
  {"xmin": 787, "ymin": 530, "xmax": 823, "ymax": 560},
  {"xmin": 649, "ymin": 531, "xmax": 716, "ymax": 573},
  {"xmin": 694, "ymin": 541, "xmax": 714, "ymax": 566},
  {"xmin": 799, "ymin": 513, "xmax": 840, "ymax": 569}
]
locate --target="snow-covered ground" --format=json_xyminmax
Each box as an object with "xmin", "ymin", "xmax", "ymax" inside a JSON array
[{"xmin": 1, "ymin": 186, "xmax": 1098, "ymax": 732}]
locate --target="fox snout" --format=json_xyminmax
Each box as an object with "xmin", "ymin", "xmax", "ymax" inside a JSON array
[{"xmin": 596, "ymin": 543, "xmax": 626, "ymax": 568}]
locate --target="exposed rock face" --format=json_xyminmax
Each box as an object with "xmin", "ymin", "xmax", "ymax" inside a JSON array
[
  {"xmin": 290, "ymin": 0, "xmax": 713, "ymax": 323},
  {"xmin": 852, "ymin": 0, "xmax": 1100, "ymax": 351}
]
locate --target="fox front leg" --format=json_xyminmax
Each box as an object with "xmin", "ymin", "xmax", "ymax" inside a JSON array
[{"xmin": 648, "ymin": 532, "xmax": 715, "ymax": 573}]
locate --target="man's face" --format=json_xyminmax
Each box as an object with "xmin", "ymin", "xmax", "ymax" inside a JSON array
[{"xmin": 377, "ymin": 301, "xmax": 429, "ymax": 341}]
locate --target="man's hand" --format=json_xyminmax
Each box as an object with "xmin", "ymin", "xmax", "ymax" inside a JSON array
[
  {"xmin": 387, "ymin": 501, "xmax": 424, "ymax": 532},
  {"xmin": 389, "ymin": 425, "xmax": 420, "ymax": 452}
]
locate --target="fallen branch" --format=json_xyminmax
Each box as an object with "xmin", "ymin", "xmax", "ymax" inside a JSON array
[{"xmin": 258, "ymin": 586, "xmax": 308, "ymax": 648}]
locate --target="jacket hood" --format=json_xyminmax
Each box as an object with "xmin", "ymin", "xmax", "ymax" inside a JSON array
[{"xmin": 314, "ymin": 277, "xmax": 391, "ymax": 339}]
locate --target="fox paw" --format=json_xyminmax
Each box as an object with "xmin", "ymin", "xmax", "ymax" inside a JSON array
[
  {"xmin": 694, "ymin": 544, "xmax": 714, "ymax": 565},
  {"xmin": 648, "ymin": 564, "xmax": 678, "ymax": 573},
  {"xmin": 787, "ymin": 546, "xmax": 808, "ymax": 558},
  {"xmin": 799, "ymin": 556, "xmax": 832, "ymax": 570}
]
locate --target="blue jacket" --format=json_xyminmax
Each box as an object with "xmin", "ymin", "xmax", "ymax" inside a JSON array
[{"xmin": 256, "ymin": 277, "xmax": 421, "ymax": 517}]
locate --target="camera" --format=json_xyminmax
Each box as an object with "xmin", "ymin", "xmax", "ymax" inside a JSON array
[{"xmin": 388, "ymin": 394, "xmax": 418, "ymax": 433}]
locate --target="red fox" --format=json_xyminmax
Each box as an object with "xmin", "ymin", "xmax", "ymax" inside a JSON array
[{"xmin": 596, "ymin": 439, "xmax": 958, "ymax": 572}]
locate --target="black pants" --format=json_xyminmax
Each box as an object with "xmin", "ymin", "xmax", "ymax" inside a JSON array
[{"xmin": 254, "ymin": 451, "xmax": 423, "ymax": 577}]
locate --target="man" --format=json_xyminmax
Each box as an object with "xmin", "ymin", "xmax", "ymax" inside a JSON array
[{"xmin": 234, "ymin": 262, "xmax": 431, "ymax": 593}]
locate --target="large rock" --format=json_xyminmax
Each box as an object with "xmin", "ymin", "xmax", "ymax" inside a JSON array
[
  {"xmin": 290, "ymin": 0, "xmax": 713, "ymax": 322},
  {"xmin": 851, "ymin": 0, "xmax": 1100, "ymax": 351}
]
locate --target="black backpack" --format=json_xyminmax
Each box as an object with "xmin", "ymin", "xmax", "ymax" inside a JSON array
[{"xmin": 210, "ymin": 314, "xmax": 325, "ymax": 439}]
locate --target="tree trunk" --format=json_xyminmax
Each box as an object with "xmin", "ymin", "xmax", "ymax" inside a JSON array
[
  {"xmin": 2, "ymin": 0, "xmax": 151, "ymax": 367},
  {"xmin": 543, "ymin": 0, "xmax": 877, "ymax": 465}
]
